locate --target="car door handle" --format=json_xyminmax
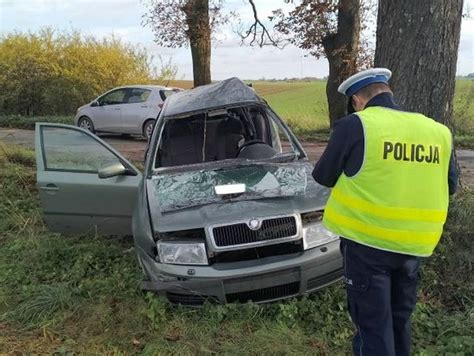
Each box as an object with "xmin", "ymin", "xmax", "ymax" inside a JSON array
[
  {"xmin": 114, "ymin": 108, "xmax": 121, "ymax": 111},
  {"xmin": 141, "ymin": 105, "xmax": 148, "ymax": 108},
  {"xmin": 40, "ymin": 184, "xmax": 59, "ymax": 191}
]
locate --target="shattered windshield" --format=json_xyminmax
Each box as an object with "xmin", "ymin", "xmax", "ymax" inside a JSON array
[
  {"xmin": 151, "ymin": 163, "xmax": 308, "ymax": 212},
  {"xmin": 154, "ymin": 105, "xmax": 299, "ymax": 169}
]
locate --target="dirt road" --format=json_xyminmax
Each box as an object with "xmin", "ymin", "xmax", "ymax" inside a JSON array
[{"xmin": 1, "ymin": 127, "xmax": 473, "ymax": 187}]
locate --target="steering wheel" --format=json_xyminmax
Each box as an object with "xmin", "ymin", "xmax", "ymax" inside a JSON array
[{"xmin": 237, "ymin": 139, "xmax": 267, "ymax": 155}]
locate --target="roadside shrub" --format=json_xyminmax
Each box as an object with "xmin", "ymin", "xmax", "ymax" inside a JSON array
[{"xmin": 0, "ymin": 28, "xmax": 152, "ymax": 116}]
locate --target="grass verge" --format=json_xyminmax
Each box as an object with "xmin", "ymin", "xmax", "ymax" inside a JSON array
[
  {"xmin": 454, "ymin": 135, "xmax": 474, "ymax": 149},
  {"xmin": 0, "ymin": 143, "xmax": 472, "ymax": 354},
  {"xmin": 0, "ymin": 115, "xmax": 73, "ymax": 130}
]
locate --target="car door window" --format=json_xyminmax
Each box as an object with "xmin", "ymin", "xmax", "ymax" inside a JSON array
[
  {"xmin": 99, "ymin": 89, "xmax": 127, "ymax": 106},
  {"xmin": 127, "ymin": 88, "xmax": 151, "ymax": 103},
  {"xmin": 41, "ymin": 126, "xmax": 122, "ymax": 172},
  {"xmin": 266, "ymin": 109, "xmax": 297, "ymax": 155}
]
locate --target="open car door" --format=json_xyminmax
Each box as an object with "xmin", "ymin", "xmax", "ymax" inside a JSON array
[{"xmin": 35, "ymin": 123, "xmax": 142, "ymax": 235}]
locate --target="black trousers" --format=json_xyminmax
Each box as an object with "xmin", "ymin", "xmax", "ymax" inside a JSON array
[{"xmin": 341, "ymin": 238, "xmax": 420, "ymax": 356}]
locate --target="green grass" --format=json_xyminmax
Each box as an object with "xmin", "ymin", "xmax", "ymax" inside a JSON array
[
  {"xmin": 255, "ymin": 80, "xmax": 329, "ymax": 135},
  {"xmin": 0, "ymin": 143, "xmax": 473, "ymax": 353},
  {"xmin": 254, "ymin": 79, "xmax": 474, "ymax": 142},
  {"xmin": 455, "ymin": 135, "xmax": 474, "ymax": 148},
  {"xmin": 453, "ymin": 79, "xmax": 474, "ymax": 136}
]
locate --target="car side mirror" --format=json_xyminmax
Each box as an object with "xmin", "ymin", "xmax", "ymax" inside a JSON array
[
  {"xmin": 91, "ymin": 101, "xmax": 100, "ymax": 107},
  {"xmin": 98, "ymin": 163, "xmax": 127, "ymax": 179}
]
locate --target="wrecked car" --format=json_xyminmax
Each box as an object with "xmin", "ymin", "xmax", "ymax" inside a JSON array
[{"xmin": 35, "ymin": 77, "xmax": 343, "ymax": 305}]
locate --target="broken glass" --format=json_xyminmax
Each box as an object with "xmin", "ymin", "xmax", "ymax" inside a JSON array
[{"xmin": 151, "ymin": 163, "xmax": 311, "ymax": 212}]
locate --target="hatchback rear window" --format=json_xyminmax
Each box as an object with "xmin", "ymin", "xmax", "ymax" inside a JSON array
[{"xmin": 159, "ymin": 89, "xmax": 180, "ymax": 101}]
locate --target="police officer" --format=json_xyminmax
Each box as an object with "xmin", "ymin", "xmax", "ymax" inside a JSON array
[{"xmin": 312, "ymin": 68, "xmax": 458, "ymax": 356}]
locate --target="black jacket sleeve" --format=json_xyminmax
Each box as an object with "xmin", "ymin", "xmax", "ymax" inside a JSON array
[
  {"xmin": 448, "ymin": 150, "xmax": 458, "ymax": 195},
  {"xmin": 312, "ymin": 115, "xmax": 363, "ymax": 187}
]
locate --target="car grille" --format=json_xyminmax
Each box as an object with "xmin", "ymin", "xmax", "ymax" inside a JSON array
[
  {"xmin": 166, "ymin": 292, "xmax": 218, "ymax": 306},
  {"xmin": 211, "ymin": 241, "xmax": 303, "ymax": 264},
  {"xmin": 306, "ymin": 268, "xmax": 344, "ymax": 290},
  {"xmin": 211, "ymin": 216, "xmax": 298, "ymax": 248},
  {"xmin": 226, "ymin": 282, "xmax": 300, "ymax": 303}
]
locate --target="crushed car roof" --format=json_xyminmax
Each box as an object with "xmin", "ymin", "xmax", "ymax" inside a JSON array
[
  {"xmin": 115, "ymin": 85, "xmax": 175, "ymax": 90},
  {"xmin": 164, "ymin": 77, "xmax": 264, "ymax": 117}
]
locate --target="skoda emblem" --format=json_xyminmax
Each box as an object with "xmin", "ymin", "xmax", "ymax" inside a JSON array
[{"xmin": 248, "ymin": 218, "xmax": 261, "ymax": 230}]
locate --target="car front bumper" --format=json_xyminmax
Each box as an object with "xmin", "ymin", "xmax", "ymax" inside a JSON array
[{"xmin": 139, "ymin": 239, "xmax": 343, "ymax": 305}]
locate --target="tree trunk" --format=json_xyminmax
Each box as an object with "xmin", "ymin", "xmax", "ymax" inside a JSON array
[
  {"xmin": 375, "ymin": 0, "xmax": 463, "ymax": 126},
  {"xmin": 323, "ymin": 0, "xmax": 361, "ymax": 127},
  {"xmin": 184, "ymin": 0, "xmax": 212, "ymax": 87}
]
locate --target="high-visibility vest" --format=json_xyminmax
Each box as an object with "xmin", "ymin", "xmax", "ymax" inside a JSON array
[{"xmin": 323, "ymin": 106, "xmax": 452, "ymax": 256}]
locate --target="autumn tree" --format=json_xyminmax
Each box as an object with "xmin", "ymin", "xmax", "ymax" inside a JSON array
[
  {"xmin": 143, "ymin": 0, "xmax": 230, "ymax": 87},
  {"xmin": 375, "ymin": 0, "xmax": 464, "ymax": 126},
  {"xmin": 273, "ymin": 0, "xmax": 369, "ymax": 126}
]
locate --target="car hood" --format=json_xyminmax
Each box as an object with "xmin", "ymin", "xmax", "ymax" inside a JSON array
[
  {"xmin": 146, "ymin": 161, "xmax": 330, "ymax": 232},
  {"xmin": 77, "ymin": 104, "xmax": 88, "ymax": 112}
]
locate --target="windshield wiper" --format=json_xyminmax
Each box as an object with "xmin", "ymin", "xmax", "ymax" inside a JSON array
[
  {"xmin": 153, "ymin": 158, "xmax": 249, "ymax": 175},
  {"xmin": 268, "ymin": 152, "xmax": 299, "ymax": 162}
]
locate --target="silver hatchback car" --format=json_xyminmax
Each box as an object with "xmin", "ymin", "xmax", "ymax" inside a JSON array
[{"xmin": 74, "ymin": 85, "xmax": 182, "ymax": 139}]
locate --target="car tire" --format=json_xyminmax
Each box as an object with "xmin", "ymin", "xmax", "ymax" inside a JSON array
[
  {"xmin": 78, "ymin": 116, "xmax": 95, "ymax": 133},
  {"xmin": 143, "ymin": 120, "xmax": 155, "ymax": 140}
]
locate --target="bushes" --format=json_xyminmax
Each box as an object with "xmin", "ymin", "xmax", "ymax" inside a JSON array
[{"xmin": 0, "ymin": 28, "xmax": 152, "ymax": 116}]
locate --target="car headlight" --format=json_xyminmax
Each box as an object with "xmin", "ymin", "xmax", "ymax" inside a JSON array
[
  {"xmin": 157, "ymin": 241, "xmax": 208, "ymax": 265},
  {"xmin": 302, "ymin": 222, "xmax": 338, "ymax": 250}
]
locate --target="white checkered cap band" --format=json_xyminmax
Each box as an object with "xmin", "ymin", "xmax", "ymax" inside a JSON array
[{"xmin": 338, "ymin": 68, "xmax": 392, "ymax": 96}]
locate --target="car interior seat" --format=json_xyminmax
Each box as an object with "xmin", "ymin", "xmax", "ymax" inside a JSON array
[
  {"xmin": 215, "ymin": 115, "xmax": 246, "ymax": 160},
  {"xmin": 158, "ymin": 119, "xmax": 204, "ymax": 166},
  {"xmin": 128, "ymin": 95, "xmax": 143, "ymax": 103},
  {"xmin": 251, "ymin": 112, "xmax": 268, "ymax": 142}
]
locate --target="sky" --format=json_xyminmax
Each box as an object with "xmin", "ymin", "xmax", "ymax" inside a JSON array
[{"xmin": 1, "ymin": 0, "xmax": 473, "ymax": 80}]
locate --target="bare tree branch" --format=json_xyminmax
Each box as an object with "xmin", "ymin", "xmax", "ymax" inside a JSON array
[{"xmin": 239, "ymin": 0, "xmax": 285, "ymax": 49}]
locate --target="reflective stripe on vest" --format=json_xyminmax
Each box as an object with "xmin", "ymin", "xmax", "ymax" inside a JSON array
[{"xmin": 322, "ymin": 106, "xmax": 452, "ymax": 256}]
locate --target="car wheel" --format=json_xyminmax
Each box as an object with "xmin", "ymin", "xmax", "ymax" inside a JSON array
[
  {"xmin": 143, "ymin": 120, "xmax": 155, "ymax": 140},
  {"xmin": 78, "ymin": 116, "xmax": 95, "ymax": 133}
]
